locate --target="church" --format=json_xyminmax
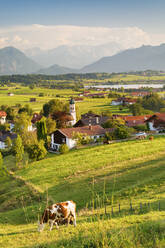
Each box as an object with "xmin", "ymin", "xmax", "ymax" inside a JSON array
[{"xmin": 50, "ymin": 98, "xmax": 106, "ymax": 151}]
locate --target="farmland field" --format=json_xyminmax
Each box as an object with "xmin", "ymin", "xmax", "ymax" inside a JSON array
[
  {"xmin": 1, "ymin": 136, "xmax": 165, "ymax": 247},
  {"xmin": 0, "ymin": 86, "xmax": 130, "ymax": 115}
]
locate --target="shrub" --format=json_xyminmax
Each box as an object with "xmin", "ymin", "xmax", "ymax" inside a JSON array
[
  {"xmin": 114, "ymin": 126, "xmax": 130, "ymax": 139},
  {"xmin": 27, "ymin": 140, "xmax": 47, "ymax": 161},
  {"xmin": 134, "ymin": 124, "xmax": 148, "ymax": 132},
  {"xmin": 39, "ymin": 93, "xmax": 44, "ymax": 97},
  {"xmin": 59, "ymin": 144, "xmax": 69, "ymax": 154}
]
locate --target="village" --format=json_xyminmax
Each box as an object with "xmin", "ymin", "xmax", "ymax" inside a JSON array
[{"xmin": 0, "ymin": 89, "xmax": 165, "ymax": 155}]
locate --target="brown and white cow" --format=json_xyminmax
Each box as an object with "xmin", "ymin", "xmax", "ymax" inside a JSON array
[{"xmin": 38, "ymin": 200, "xmax": 76, "ymax": 232}]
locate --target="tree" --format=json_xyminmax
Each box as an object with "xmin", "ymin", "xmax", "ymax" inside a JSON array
[
  {"xmin": 5, "ymin": 136, "xmax": 12, "ymax": 149},
  {"xmin": 102, "ymin": 118, "xmax": 125, "ymax": 128},
  {"xmin": 142, "ymin": 93, "xmax": 165, "ymax": 112},
  {"xmin": 114, "ymin": 126, "xmax": 130, "ymax": 139},
  {"xmin": 14, "ymin": 112, "xmax": 31, "ymax": 136},
  {"xmin": 46, "ymin": 118, "xmax": 56, "ymax": 135},
  {"xmin": 0, "ymin": 123, "xmax": 10, "ymax": 132},
  {"xmin": 43, "ymin": 99, "xmax": 69, "ymax": 117},
  {"xmin": 0, "ymin": 152, "xmax": 5, "ymax": 176},
  {"xmin": 18, "ymin": 104, "xmax": 33, "ymax": 116},
  {"xmin": 36, "ymin": 118, "xmax": 47, "ymax": 146},
  {"xmin": 12, "ymin": 135, "xmax": 24, "ymax": 167},
  {"xmin": 27, "ymin": 140, "xmax": 47, "ymax": 161}
]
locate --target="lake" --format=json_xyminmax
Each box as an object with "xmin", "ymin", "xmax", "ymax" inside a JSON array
[{"xmin": 85, "ymin": 84, "xmax": 164, "ymax": 89}]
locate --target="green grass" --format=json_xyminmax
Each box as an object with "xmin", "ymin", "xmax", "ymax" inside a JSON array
[
  {"xmin": 0, "ymin": 85, "xmax": 131, "ymax": 114},
  {"xmin": 1, "ymin": 136, "xmax": 165, "ymax": 247}
]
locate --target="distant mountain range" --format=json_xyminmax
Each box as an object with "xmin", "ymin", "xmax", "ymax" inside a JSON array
[
  {"xmin": 1, "ymin": 44, "xmax": 165, "ymax": 75},
  {"xmin": 81, "ymin": 44, "xmax": 165, "ymax": 73},
  {"xmin": 24, "ymin": 42, "xmax": 122, "ymax": 69},
  {"xmin": 0, "ymin": 46, "xmax": 41, "ymax": 75}
]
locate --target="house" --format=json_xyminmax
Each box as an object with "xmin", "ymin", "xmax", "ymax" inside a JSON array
[
  {"xmin": 84, "ymin": 93, "xmax": 105, "ymax": 98},
  {"xmin": 111, "ymin": 97, "xmax": 137, "ymax": 106},
  {"xmin": 131, "ymin": 92, "xmax": 150, "ymax": 97},
  {"xmin": 74, "ymin": 114, "xmax": 109, "ymax": 127},
  {"xmin": 8, "ymin": 93, "xmax": 14, "ymax": 96},
  {"xmin": 111, "ymin": 99, "xmax": 123, "ymax": 106},
  {"xmin": 30, "ymin": 98, "xmax": 36, "ymax": 102},
  {"xmin": 0, "ymin": 132, "xmax": 17, "ymax": 149},
  {"xmin": 145, "ymin": 113, "xmax": 165, "ymax": 131},
  {"xmin": 74, "ymin": 97, "xmax": 83, "ymax": 102},
  {"xmin": 50, "ymin": 125, "xmax": 106, "ymax": 151},
  {"xmin": 119, "ymin": 115, "xmax": 152, "ymax": 127},
  {"xmin": 0, "ymin": 111, "xmax": 7, "ymax": 124}
]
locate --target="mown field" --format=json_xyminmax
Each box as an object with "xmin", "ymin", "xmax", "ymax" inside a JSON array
[{"xmin": 1, "ymin": 136, "xmax": 165, "ymax": 247}]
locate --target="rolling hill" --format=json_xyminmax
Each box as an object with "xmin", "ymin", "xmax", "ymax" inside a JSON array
[
  {"xmin": 37, "ymin": 64, "xmax": 78, "ymax": 75},
  {"xmin": 1, "ymin": 136, "xmax": 165, "ymax": 247},
  {"xmin": 0, "ymin": 46, "xmax": 41, "ymax": 75},
  {"xmin": 82, "ymin": 43, "xmax": 165, "ymax": 73}
]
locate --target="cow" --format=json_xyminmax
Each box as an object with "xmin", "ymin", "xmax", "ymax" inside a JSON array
[{"xmin": 38, "ymin": 200, "xmax": 76, "ymax": 232}]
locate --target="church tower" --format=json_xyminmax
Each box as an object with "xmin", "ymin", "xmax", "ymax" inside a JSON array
[{"xmin": 69, "ymin": 98, "xmax": 76, "ymax": 125}]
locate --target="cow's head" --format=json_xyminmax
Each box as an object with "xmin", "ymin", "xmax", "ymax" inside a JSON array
[
  {"xmin": 38, "ymin": 221, "xmax": 45, "ymax": 232},
  {"xmin": 38, "ymin": 209, "xmax": 49, "ymax": 232}
]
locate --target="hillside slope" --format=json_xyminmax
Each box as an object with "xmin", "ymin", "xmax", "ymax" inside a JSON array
[{"xmin": 1, "ymin": 136, "xmax": 165, "ymax": 247}]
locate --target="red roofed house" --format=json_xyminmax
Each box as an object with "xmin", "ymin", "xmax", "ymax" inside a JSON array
[
  {"xmin": 0, "ymin": 111, "xmax": 7, "ymax": 124},
  {"xmin": 119, "ymin": 115, "xmax": 152, "ymax": 127},
  {"xmin": 145, "ymin": 113, "xmax": 165, "ymax": 131},
  {"xmin": 50, "ymin": 125, "xmax": 106, "ymax": 151}
]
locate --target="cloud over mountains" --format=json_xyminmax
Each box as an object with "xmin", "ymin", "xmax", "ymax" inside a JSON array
[{"xmin": 0, "ymin": 24, "xmax": 160, "ymax": 51}]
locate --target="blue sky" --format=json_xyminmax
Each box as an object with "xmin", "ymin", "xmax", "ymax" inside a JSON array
[
  {"xmin": 0, "ymin": 0, "xmax": 164, "ymax": 32},
  {"xmin": 0, "ymin": 0, "xmax": 165, "ymax": 50}
]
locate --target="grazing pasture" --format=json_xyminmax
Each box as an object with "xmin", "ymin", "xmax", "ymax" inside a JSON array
[{"xmin": 1, "ymin": 136, "xmax": 165, "ymax": 247}]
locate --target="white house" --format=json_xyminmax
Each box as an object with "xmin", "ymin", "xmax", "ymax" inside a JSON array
[
  {"xmin": 111, "ymin": 99, "xmax": 123, "ymax": 106},
  {"xmin": 0, "ymin": 111, "xmax": 7, "ymax": 125},
  {"xmin": 50, "ymin": 125, "xmax": 106, "ymax": 151}
]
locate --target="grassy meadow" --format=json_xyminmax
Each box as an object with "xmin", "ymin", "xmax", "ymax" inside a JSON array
[{"xmin": 1, "ymin": 136, "xmax": 165, "ymax": 247}]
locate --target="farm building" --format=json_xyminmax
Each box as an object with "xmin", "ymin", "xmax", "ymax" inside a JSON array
[
  {"xmin": 50, "ymin": 125, "xmax": 106, "ymax": 151},
  {"xmin": 30, "ymin": 98, "xmax": 36, "ymax": 102},
  {"xmin": 145, "ymin": 113, "xmax": 165, "ymax": 131}
]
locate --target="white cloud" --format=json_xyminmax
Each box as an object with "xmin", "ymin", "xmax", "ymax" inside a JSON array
[{"xmin": 0, "ymin": 24, "xmax": 164, "ymax": 50}]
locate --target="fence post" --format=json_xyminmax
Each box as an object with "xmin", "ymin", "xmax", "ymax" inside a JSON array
[
  {"xmin": 105, "ymin": 203, "xmax": 107, "ymax": 215},
  {"xmin": 119, "ymin": 204, "xmax": 121, "ymax": 213},
  {"xmin": 158, "ymin": 202, "xmax": 160, "ymax": 211},
  {"xmin": 140, "ymin": 202, "xmax": 142, "ymax": 212},
  {"xmin": 130, "ymin": 202, "xmax": 133, "ymax": 212},
  {"xmin": 111, "ymin": 206, "xmax": 113, "ymax": 216}
]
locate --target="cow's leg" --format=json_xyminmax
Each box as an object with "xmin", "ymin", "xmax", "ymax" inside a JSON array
[
  {"xmin": 54, "ymin": 221, "xmax": 59, "ymax": 229},
  {"xmin": 49, "ymin": 220, "xmax": 54, "ymax": 231},
  {"xmin": 72, "ymin": 213, "xmax": 76, "ymax": 227}
]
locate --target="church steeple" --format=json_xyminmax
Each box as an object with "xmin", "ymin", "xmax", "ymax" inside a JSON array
[{"xmin": 69, "ymin": 98, "xmax": 76, "ymax": 125}]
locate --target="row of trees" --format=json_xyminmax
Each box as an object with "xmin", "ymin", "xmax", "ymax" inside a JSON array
[{"xmin": 129, "ymin": 93, "xmax": 165, "ymax": 116}]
